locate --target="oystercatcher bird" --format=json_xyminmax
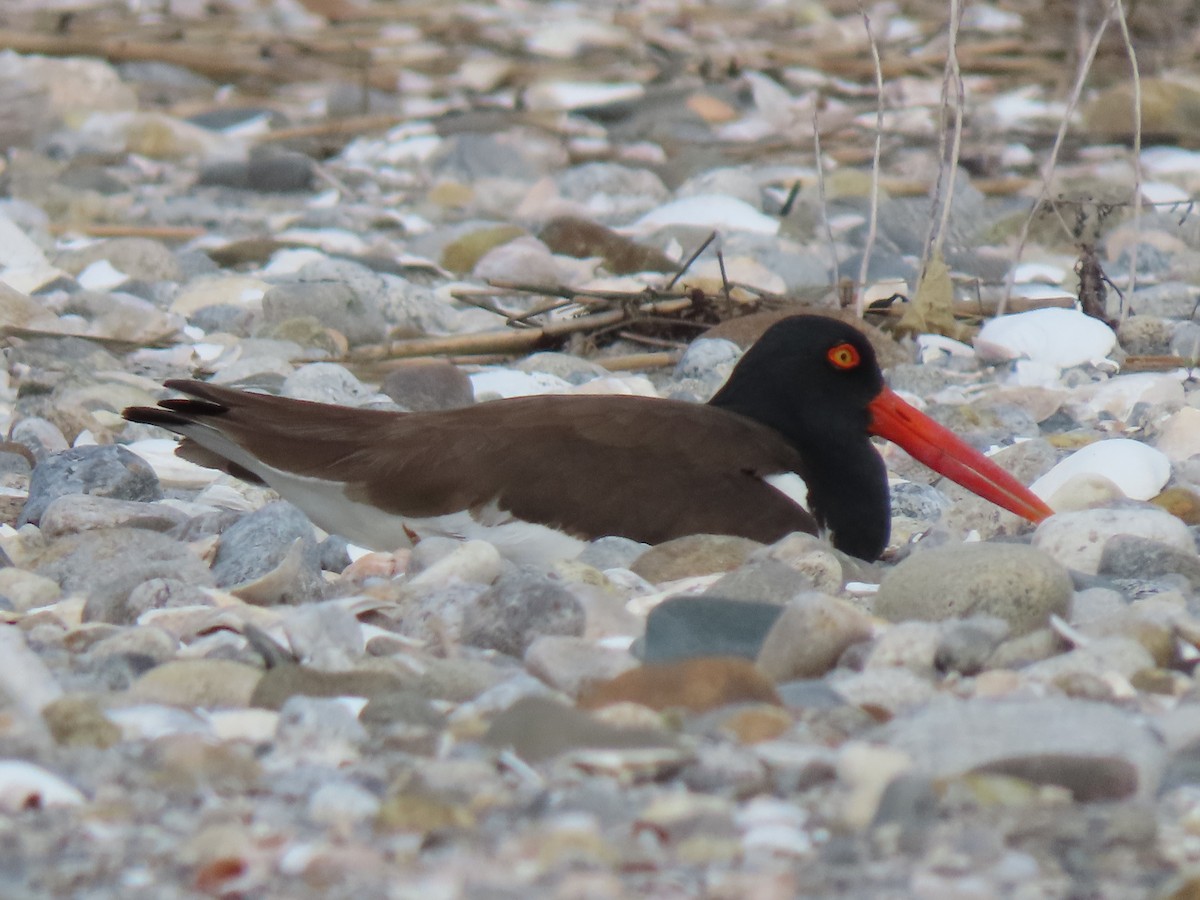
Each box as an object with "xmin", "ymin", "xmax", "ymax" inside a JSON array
[{"xmin": 122, "ymin": 316, "xmax": 1052, "ymax": 563}]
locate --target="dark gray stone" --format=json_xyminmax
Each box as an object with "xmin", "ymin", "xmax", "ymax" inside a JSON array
[
  {"xmin": 641, "ymin": 595, "xmax": 784, "ymax": 663},
  {"xmin": 21, "ymin": 445, "xmax": 162, "ymax": 526},
  {"xmin": 211, "ymin": 501, "xmax": 324, "ymax": 604},
  {"xmin": 1099, "ymin": 534, "xmax": 1200, "ymax": 586},
  {"xmin": 934, "ymin": 616, "xmax": 1011, "ymax": 675},
  {"xmin": 461, "ymin": 568, "xmax": 585, "ymax": 657}
]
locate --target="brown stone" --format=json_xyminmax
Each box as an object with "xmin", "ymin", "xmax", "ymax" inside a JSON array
[{"xmin": 579, "ymin": 657, "xmax": 779, "ymax": 713}]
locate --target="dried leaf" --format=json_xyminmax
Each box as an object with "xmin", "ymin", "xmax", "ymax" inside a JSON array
[{"xmin": 896, "ymin": 252, "xmax": 972, "ymax": 341}]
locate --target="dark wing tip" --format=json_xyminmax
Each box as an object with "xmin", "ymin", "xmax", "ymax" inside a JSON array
[{"xmin": 122, "ymin": 381, "xmax": 231, "ymax": 429}]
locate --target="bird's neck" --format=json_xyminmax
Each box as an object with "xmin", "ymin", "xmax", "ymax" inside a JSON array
[{"xmin": 709, "ymin": 386, "xmax": 890, "ymax": 560}]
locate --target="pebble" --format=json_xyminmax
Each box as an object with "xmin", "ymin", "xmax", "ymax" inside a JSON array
[
  {"xmin": 629, "ymin": 534, "xmax": 763, "ymax": 583},
  {"xmin": 20, "ymin": 444, "xmax": 162, "ymax": 526},
  {"xmin": 4, "ymin": 7, "xmax": 1200, "ymax": 895},
  {"xmin": 460, "ymin": 567, "xmax": 585, "ymax": 657},
  {"xmin": 640, "ymin": 595, "xmax": 784, "ymax": 663},
  {"xmin": 756, "ymin": 593, "xmax": 875, "ymax": 681},
  {"xmin": 579, "ymin": 657, "xmax": 780, "ymax": 713},
  {"xmin": 0, "ymin": 760, "xmax": 86, "ymax": 812},
  {"xmin": 875, "ymin": 544, "xmax": 1072, "ymax": 635}
]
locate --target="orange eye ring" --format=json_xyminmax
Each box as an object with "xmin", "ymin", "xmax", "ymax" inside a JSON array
[{"xmin": 827, "ymin": 342, "xmax": 861, "ymax": 370}]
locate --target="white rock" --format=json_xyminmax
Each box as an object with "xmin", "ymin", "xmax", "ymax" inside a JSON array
[
  {"xmin": 976, "ymin": 308, "xmax": 1116, "ymax": 368},
  {"xmin": 0, "ymin": 761, "xmax": 84, "ymax": 811},
  {"xmin": 523, "ymin": 80, "xmax": 643, "ymax": 110},
  {"xmin": 76, "ymin": 259, "xmax": 128, "ymax": 291},
  {"xmin": 1065, "ymin": 371, "xmax": 1187, "ymax": 422},
  {"xmin": 170, "ymin": 275, "xmax": 268, "ymax": 316},
  {"xmin": 470, "ymin": 368, "xmax": 573, "ymax": 399},
  {"xmin": 1031, "ymin": 439, "xmax": 1171, "ymax": 502},
  {"xmin": 406, "ymin": 540, "xmax": 504, "ymax": 590},
  {"xmin": 1156, "ymin": 406, "xmax": 1200, "ymax": 461},
  {"xmin": 626, "ymin": 194, "xmax": 780, "ymax": 236},
  {"xmin": 125, "ymin": 438, "xmax": 223, "ymax": 489},
  {"xmin": 1033, "ymin": 506, "xmax": 1193, "ymax": 573},
  {"xmin": 1141, "ymin": 181, "xmax": 1191, "ymax": 206},
  {"xmin": 917, "ymin": 333, "xmax": 975, "ymax": 363},
  {"xmin": 1142, "ymin": 146, "xmax": 1200, "ymax": 176},
  {"xmin": 473, "ymin": 236, "xmax": 560, "ymax": 287},
  {"xmin": 106, "ymin": 704, "xmax": 212, "ymax": 740}
]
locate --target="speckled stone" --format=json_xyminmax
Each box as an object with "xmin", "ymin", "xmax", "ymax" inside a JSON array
[{"xmin": 876, "ymin": 543, "xmax": 1072, "ymax": 635}]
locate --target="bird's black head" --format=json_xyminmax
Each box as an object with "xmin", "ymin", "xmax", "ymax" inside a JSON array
[
  {"xmin": 708, "ymin": 315, "xmax": 885, "ymax": 444},
  {"xmin": 708, "ymin": 315, "xmax": 890, "ymax": 559}
]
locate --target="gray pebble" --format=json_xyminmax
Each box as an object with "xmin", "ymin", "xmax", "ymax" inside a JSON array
[
  {"xmin": 20, "ymin": 445, "xmax": 161, "ymax": 526},
  {"xmin": 577, "ymin": 536, "xmax": 649, "ymax": 570},
  {"xmin": 460, "ymin": 567, "xmax": 585, "ymax": 657},
  {"xmin": 381, "ymin": 361, "xmax": 475, "ymax": 411},
  {"xmin": 640, "ymin": 595, "xmax": 784, "ymax": 663},
  {"xmin": 1098, "ymin": 534, "xmax": 1200, "ymax": 586},
  {"xmin": 262, "ymin": 280, "xmax": 386, "ymax": 346},
  {"xmin": 934, "ymin": 616, "xmax": 1010, "ymax": 675},
  {"xmin": 211, "ymin": 501, "xmax": 324, "ymax": 605}
]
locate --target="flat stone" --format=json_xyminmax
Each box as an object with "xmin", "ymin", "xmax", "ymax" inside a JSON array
[
  {"xmin": 756, "ymin": 593, "xmax": 875, "ymax": 681},
  {"xmin": 882, "ymin": 698, "xmax": 1167, "ymax": 800},
  {"xmin": 641, "ymin": 595, "xmax": 784, "ymax": 663},
  {"xmin": 129, "ymin": 659, "xmax": 262, "ymax": 709},
  {"xmin": 630, "ymin": 534, "xmax": 763, "ymax": 583},
  {"xmin": 483, "ymin": 695, "xmax": 680, "ymax": 765},
  {"xmin": 703, "ymin": 558, "xmax": 815, "ymax": 604},
  {"xmin": 1098, "ymin": 534, "xmax": 1200, "ymax": 586},
  {"xmin": 251, "ymin": 665, "xmax": 410, "ymax": 710},
  {"xmin": 876, "ymin": 543, "xmax": 1072, "ymax": 635},
  {"xmin": 20, "ymin": 445, "xmax": 162, "ymax": 526},
  {"xmin": 579, "ymin": 657, "xmax": 780, "ymax": 713},
  {"xmin": 38, "ymin": 494, "xmax": 189, "ymax": 539}
]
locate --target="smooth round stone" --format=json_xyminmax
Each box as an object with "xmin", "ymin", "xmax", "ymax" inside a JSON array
[
  {"xmin": 934, "ymin": 616, "xmax": 1010, "ymax": 675},
  {"xmin": 9, "ymin": 417, "xmax": 69, "ymax": 461},
  {"xmin": 1127, "ymin": 281, "xmax": 1200, "ymax": 318},
  {"xmin": 381, "ymin": 361, "xmax": 475, "ymax": 411},
  {"xmin": 261, "ymin": 280, "xmax": 386, "ymax": 346},
  {"xmin": 756, "ymin": 592, "xmax": 875, "ymax": 681},
  {"xmin": 1156, "ymin": 407, "xmax": 1200, "ymax": 461},
  {"xmin": 889, "ymin": 481, "xmax": 952, "ymax": 521},
  {"xmin": 483, "ymin": 695, "xmax": 680, "ymax": 766},
  {"xmin": 975, "ymin": 308, "xmax": 1116, "ymax": 368},
  {"xmin": 641, "ymin": 595, "xmax": 784, "ymax": 663},
  {"xmin": 577, "ymin": 535, "xmax": 649, "ymax": 570},
  {"xmin": 281, "ymin": 362, "xmax": 377, "ymax": 406},
  {"xmin": 1021, "ymin": 636, "xmax": 1156, "ymax": 684},
  {"xmin": 405, "ymin": 540, "xmax": 503, "ymax": 590},
  {"xmin": 1117, "ymin": 315, "xmax": 1174, "ymax": 355},
  {"xmin": 876, "ymin": 544, "xmax": 1072, "ymax": 635},
  {"xmin": 1170, "ymin": 321, "xmax": 1200, "ymax": 362},
  {"xmin": 251, "ymin": 665, "xmax": 409, "ymax": 710},
  {"xmin": 630, "ymin": 534, "xmax": 763, "ymax": 583},
  {"xmin": 1099, "ymin": 534, "xmax": 1200, "ymax": 585},
  {"xmin": 674, "ymin": 338, "xmax": 741, "ymax": 380},
  {"xmin": 758, "ymin": 532, "xmax": 849, "ymax": 594},
  {"xmin": 1031, "ymin": 439, "xmax": 1170, "ymax": 503},
  {"xmin": 38, "ymin": 494, "xmax": 189, "ymax": 539},
  {"xmin": 20, "ymin": 444, "xmax": 162, "ymax": 526},
  {"xmin": 130, "ymin": 659, "xmax": 262, "ymax": 709},
  {"xmin": 863, "ymin": 621, "xmax": 944, "ymax": 672},
  {"xmin": 703, "ymin": 558, "xmax": 815, "ymax": 604},
  {"xmin": 1033, "ymin": 506, "xmax": 1194, "ymax": 574},
  {"xmin": 473, "ymin": 235, "xmax": 560, "ymax": 287},
  {"xmin": 0, "ymin": 568, "xmax": 61, "ymax": 612},
  {"xmin": 460, "ymin": 568, "xmax": 585, "ymax": 657}
]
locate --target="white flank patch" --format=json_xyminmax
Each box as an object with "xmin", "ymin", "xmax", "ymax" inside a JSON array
[{"xmin": 763, "ymin": 472, "xmax": 811, "ymax": 511}]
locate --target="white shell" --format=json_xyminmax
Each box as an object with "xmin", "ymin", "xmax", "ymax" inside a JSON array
[
  {"xmin": 0, "ymin": 760, "xmax": 84, "ymax": 812},
  {"xmin": 1031, "ymin": 438, "xmax": 1171, "ymax": 502},
  {"xmin": 975, "ymin": 308, "xmax": 1116, "ymax": 368}
]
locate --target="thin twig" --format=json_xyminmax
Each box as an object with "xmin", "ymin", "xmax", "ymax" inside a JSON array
[
  {"xmin": 665, "ymin": 230, "xmax": 718, "ymax": 290},
  {"xmin": 1114, "ymin": 0, "xmax": 1141, "ymax": 323},
  {"xmin": 930, "ymin": 0, "xmax": 964, "ymax": 264},
  {"xmin": 717, "ymin": 251, "xmax": 731, "ymax": 304},
  {"xmin": 999, "ymin": 0, "xmax": 1120, "ymax": 317},
  {"xmin": 812, "ymin": 105, "xmax": 838, "ymax": 284},
  {"xmin": 856, "ymin": 2, "xmax": 885, "ymax": 319}
]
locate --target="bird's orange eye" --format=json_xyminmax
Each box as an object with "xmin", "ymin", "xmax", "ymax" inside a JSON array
[{"xmin": 827, "ymin": 342, "xmax": 861, "ymax": 370}]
